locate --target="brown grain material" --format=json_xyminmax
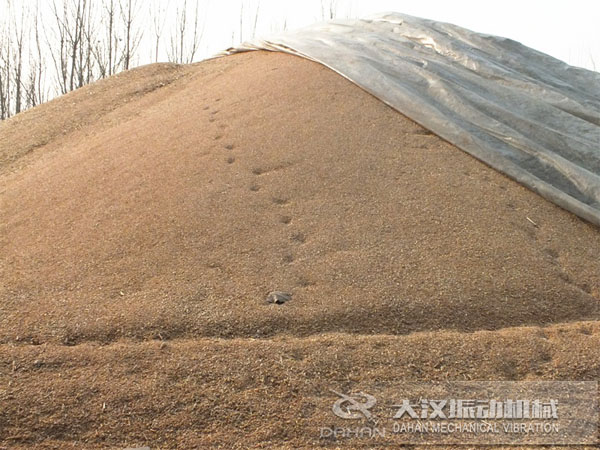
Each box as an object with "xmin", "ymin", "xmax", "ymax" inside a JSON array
[{"xmin": 0, "ymin": 51, "xmax": 598, "ymax": 448}]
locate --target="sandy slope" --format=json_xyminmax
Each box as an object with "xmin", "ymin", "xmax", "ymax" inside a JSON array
[{"xmin": 0, "ymin": 51, "xmax": 598, "ymax": 448}]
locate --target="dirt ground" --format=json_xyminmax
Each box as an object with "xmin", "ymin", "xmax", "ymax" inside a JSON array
[{"xmin": 0, "ymin": 51, "xmax": 598, "ymax": 448}]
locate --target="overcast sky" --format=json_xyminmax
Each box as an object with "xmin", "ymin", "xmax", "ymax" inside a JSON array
[
  {"xmin": 1, "ymin": 0, "xmax": 598, "ymax": 71},
  {"xmin": 200, "ymin": 0, "xmax": 600, "ymax": 71}
]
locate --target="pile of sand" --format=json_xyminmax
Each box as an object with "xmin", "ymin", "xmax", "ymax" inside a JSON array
[{"xmin": 1, "ymin": 51, "xmax": 598, "ymax": 448}]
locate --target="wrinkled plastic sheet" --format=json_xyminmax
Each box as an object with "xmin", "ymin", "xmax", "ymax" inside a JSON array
[{"xmin": 220, "ymin": 13, "xmax": 600, "ymax": 227}]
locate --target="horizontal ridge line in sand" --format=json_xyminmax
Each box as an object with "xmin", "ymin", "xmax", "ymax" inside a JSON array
[{"xmin": 1, "ymin": 319, "xmax": 597, "ymax": 349}]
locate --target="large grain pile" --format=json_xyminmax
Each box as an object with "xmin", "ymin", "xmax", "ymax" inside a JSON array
[{"xmin": 0, "ymin": 51, "xmax": 598, "ymax": 449}]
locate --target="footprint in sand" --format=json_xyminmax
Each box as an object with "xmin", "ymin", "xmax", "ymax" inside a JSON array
[
  {"xmin": 291, "ymin": 232, "xmax": 306, "ymax": 244},
  {"xmin": 272, "ymin": 197, "xmax": 288, "ymax": 205}
]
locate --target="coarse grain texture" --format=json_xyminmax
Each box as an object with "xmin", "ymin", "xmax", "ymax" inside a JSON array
[{"xmin": 0, "ymin": 51, "xmax": 598, "ymax": 448}]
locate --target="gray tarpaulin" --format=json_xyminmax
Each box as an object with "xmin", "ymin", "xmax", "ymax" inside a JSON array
[{"xmin": 220, "ymin": 12, "xmax": 600, "ymax": 227}]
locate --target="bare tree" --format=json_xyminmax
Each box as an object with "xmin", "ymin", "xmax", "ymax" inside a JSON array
[
  {"xmin": 67, "ymin": 0, "xmax": 82, "ymax": 91},
  {"xmin": 321, "ymin": 0, "xmax": 339, "ymax": 20},
  {"xmin": 47, "ymin": 0, "xmax": 87, "ymax": 94},
  {"xmin": 151, "ymin": 0, "xmax": 170, "ymax": 63},
  {"xmin": 251, "ymin": 1, "xmax": 260, "ymax": 39},
  {"xmin": 120, "ymin": 0, "xmax": 142, "ymax": 70},
  {"xmin": 0, "ymin": 0, "xmax": 12, "ymax": 119},
  {"xmin": 31, "ymin": 4, "xmax": 46, "ymax": 107},
  {"xmin": 11, "ymin": 4, "xmax": 25, "ymax": 114},
  {"xmin": 188, "ymin": 0, "xmax": 203, "ymax": 62},
  {"xmin": 168, "ymin": 0, "xmax": 205, "ymax": 64},
  {"xmin": 81, "ymin": 0, "xmax": 95, "ymax": 86},
  {"xmin": 92, "ymin": 0, "xmax": 121, "ymax": 78},
  {"xmin": 168, "ymin": 0, "xmax": 185, "ymax": 63},
  {"xmin": 25, "ymin": 21, "xmax": 45, "ymax": 110}
]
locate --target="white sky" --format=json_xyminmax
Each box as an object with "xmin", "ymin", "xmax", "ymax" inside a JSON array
[
  {"xmin": 1, "ymin": 0, "xmax": 599, "ymax": 72},
  {"xmin": 196, "ymin": 0, "xmax": 600, "ymax": 71}
]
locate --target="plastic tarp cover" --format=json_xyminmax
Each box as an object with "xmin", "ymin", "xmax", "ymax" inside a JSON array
[{"xmin": 221, "ymin": 12, "xmax": 600, "ymax": 227}]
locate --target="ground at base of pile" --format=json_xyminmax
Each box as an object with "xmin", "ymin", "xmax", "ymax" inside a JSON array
[{"xmin": 1, "ymin": 322, "xmax": 599, "ymax": 448}]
